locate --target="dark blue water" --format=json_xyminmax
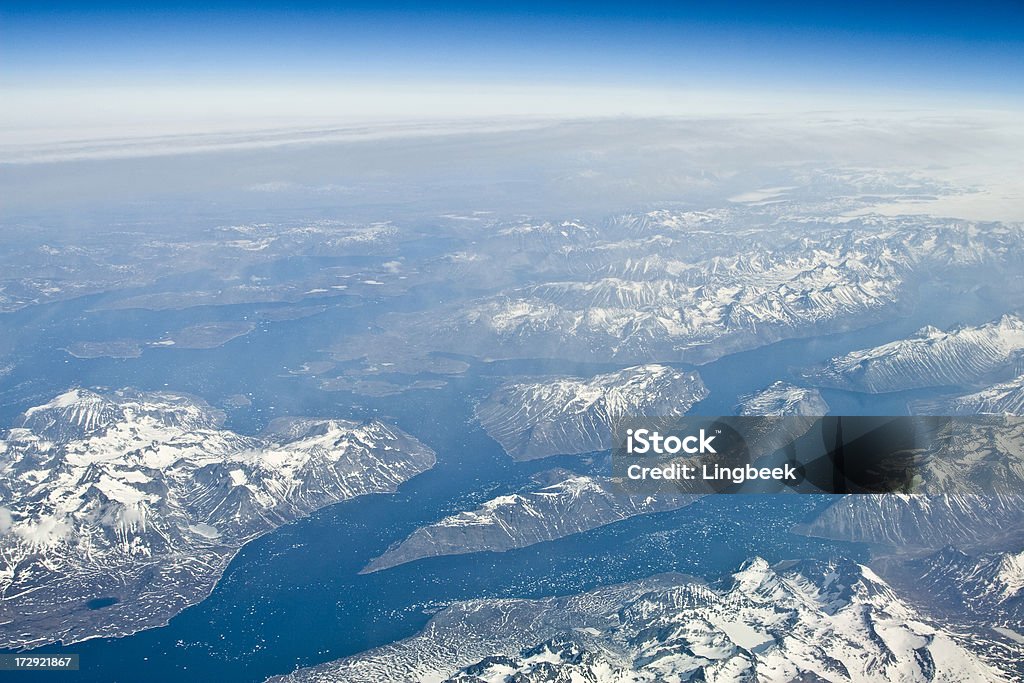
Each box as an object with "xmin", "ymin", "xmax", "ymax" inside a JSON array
[
  {"xmin": 4, "ymin": 342, "xmax": 864, "ymax": 681},
  {"xmin": 0, "ymin": 272, "xmax": 1015, "ymax": 681}
]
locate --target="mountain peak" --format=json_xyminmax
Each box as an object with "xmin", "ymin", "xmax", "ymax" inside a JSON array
[{"xmin": 0, "ymin": 387, "xmax": 436, "ymax": 649}]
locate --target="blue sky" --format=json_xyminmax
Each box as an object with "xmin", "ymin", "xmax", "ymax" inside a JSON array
[
  {"xmin": 2, "ymin": 1, "xmax": 1023, "ymax": 138},
  {"xmin": 4, "ymin": 1, "xmax": 1022, "ymax": 91}
]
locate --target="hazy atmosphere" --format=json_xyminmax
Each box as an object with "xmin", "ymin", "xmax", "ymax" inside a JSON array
[{"xmin": 1, "ymin": 2, "xmax": 1023, "ymax": 682}]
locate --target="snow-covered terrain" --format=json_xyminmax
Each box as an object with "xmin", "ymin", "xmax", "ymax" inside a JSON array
[
  {"xmin": 736, "ymin": 381, "xmax": 829, "ymax": 416},
  {"xmin": 802, "ymin": 493, "xmax": 1023, "ymax": 550},
  {"xmin": 900, "ymin": 547, "xmax": 1023, "ymax": 627},
  {"xmin": 807, "ymin": 315, "xmax": 1024, "ymax": 393},
  {"xmin": 5, "ymin": 127, "xmax": 1024, "ymax": 677},
  {"xmin": 362, "ymin": 474, "xmax": 697, "ymax": 573},
  {"xmin": 0, "ymin": 388, "xmax": 435, "ymax": 648},
  {"xmin": 878, "ymin": 546, "xmax": 1024, "ymax": 675},
  {"xmin": 270, "ymin": 557, "xmax": 1007, "ymax": 682},
  {"xmin": 336, "ymin": 215, "xmax": 1024, "ymax": 368},
  {"xmin": 475, "ymin": 364, "xmax": 707, "ymax": 460},
  {"xmin": 914, "ymin": 373, "xmax": 1024, "ymax": 415}
]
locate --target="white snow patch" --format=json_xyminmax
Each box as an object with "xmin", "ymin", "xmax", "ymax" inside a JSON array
[
  {"xmin": 188, "ymin": 523, "xmax": 222, "ymax": 539},
  {"xmin": 14, "ymin": 515, "xmax": 71, "ymax": 546}
]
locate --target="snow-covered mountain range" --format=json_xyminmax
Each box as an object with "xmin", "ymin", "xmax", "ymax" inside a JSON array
[
  {"xmin": 802, "ymin": 493, "xmax": 1023, "ymax": 551},
  {"xmin": 807, "ymin": 315, "xmax": 1024, "ymax": 394},
  {"xmin": 736, "ymin": 381, "xmax": 829, "ymax": 416},
  {"xmin": 475, "ymin": 364, "xmax": 707, "ymax": 460},
  {"xmin": 334, "ymin": 215, "xmax": 1024, "ymax": 370},
  {"xmin": 900, "ymin": 546, "xmax": 1023, "ymax": 627},
  {"xmin": 876, "ymin": 546, "xmax": 1024, "ymax": 675},
  {"xmin": 362, "ymin": 474, "xmax": 696, "ymax": 574},
  {"xmin": 0, "ymin": 388, "xmax": 435, "ymax": 648},
  {"xmin": 270, "ymin": 557, "xmax": 1007, "ymax": 682},
  {"xmin": 914, "ymin": 373, "xmax": 1024, "ymax": 415}
]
